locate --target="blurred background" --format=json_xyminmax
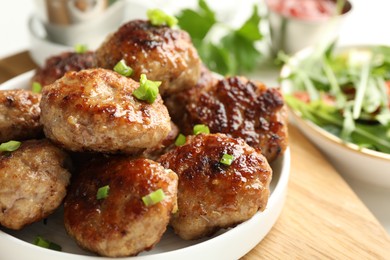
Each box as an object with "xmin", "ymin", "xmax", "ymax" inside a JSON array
[{"xmin": 0, "ymin": 0, "xmax": 390, "ymax": 59}]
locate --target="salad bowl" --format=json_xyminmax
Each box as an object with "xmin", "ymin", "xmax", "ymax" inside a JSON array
[{"xmin": 281, "ymin": 44, "xmax": 390, "ymax": 188}]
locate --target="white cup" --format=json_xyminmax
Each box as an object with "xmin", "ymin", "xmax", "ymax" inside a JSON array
[
  {"xmin": 266, "ymin": 0, "xmax": 353, "ymax": 55},
  {"xmin": 33, "ymin": 0, "xmax": 126, "ymax": 47}
]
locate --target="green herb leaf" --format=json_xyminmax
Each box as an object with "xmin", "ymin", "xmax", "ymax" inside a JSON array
[
  {"xmin": 177, "ymin": 0, "xmax": 216, "ymax": 40},
  {"xmin": 133, "ymin": 74, "xmax": 161, "ymax": 104},
  {"xmin": 236, "ymin": 5, "xmax": 263, "ymax": 42},
  {"xmin": 175, "ymin": 133, "xmax": 186, "ymax": 146},
  {"xmin": 142, "ymin": 189, "xmax": 165, "ymax": 206},
  {"xmin": 198, "ymin": 42, "xmax": 235, "ymax": 75},
  {"xmin": 177, "ymin": 0, "xmax": 263, "ymax": 75},
  {"xmin": 74, "ymin": 44, "xmax": 88, "ymax": 54},
  {"xmin": 220, "ymin": 153, "xmax": 234, "ymax": 166},
  {"xmin": 147, "ymin": 9, "xmax": 178, "ymax": 28},
  {"xmin": 193, "ymin": 124, "xmax": 210, "ymax": 135},
  {"xmin": 34, "ymin": 236, "xmax": 62, "ymax": 251},
  {"xmin": 32, "ymin": 82, "xmax": 42, "ymax": 93},
  {"xmin": 97, "ymin": 185, "xmax": 110, "ymax": 200},
  {"xmin": 114, "ymin": 59, "xmax": 133, "ymax": 77},
  {"xmin": 0, "ymin": 140, "xmax": 21, "ymax": 152}
]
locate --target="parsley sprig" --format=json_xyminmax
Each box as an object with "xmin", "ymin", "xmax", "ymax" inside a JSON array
[{"xmin": 177, "ymin": 0, "xmax": 263, "ymax": 75}]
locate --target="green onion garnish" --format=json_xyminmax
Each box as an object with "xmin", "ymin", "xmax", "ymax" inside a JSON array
[
  {"xmin": 220, "ymin": 153, "xmax": 234, "ymax": 166},
  {"xmin": 113, "ymin": 59, "xmax": 133, "ymax": 77},
  {"xmin": 32, "ymin": 82, "xmax": 42, "ymax": 93},
  {"xmin": 133, "ymin": 74, "xmax": 161, "ymax": 104},
  {"xmin": 74, "ymin": 43, "xmax": 88, "ymax": 54},
  {"xmin": 34, "ymin": 236, "xmax": 62, "ymax": 251},
  {"xmin": 175, "ymin": 133, "xmax": 186, "ymax": 146},
  {"xmin": 193, "ymin": 124, "xmax": 210, "ymax": 135},
  {"xmin": 142, "ymin": 188, "xmax": 165, "ymax": 206},
  {"xmin": 147, "ymin": 9, "xmax": 178, "ymax": 28},
  {"xmin": 0, "ymin": 140, "xmax": 21, "ymax": 152},
  {"xmin": 96, "ymin": 185, "xmax": 110, "ymax": 200}
]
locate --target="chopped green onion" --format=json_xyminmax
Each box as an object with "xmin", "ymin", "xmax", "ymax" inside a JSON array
[
  {"xmin": 133, "ymin": 74, "xmax": 161, "ymax": 104},
  {"xmin": 142, "ymin": 188, "xmax": 165, "ymax": 206},
  {"xmin": 74, "ymin": 44, "xmax": 88, "ymax": 54},
  {"xmin": 335, "ymin": 0, "xmax": 346, "ymax": 15},
  {"xmin": 34, "ymin": 236, "xmax": 62, "ymax": 251},
  {"xmin": 147, "ymin": 9, "xmax": 178, "ymax": 28},
  {"xmin": 113, "ymin": 59, "xmax": 133, "ymax": 77},
  {"xmin": 193, "ymin": 124, "xmax": 210, "ymax": 135},
  {"xmin": 96, "ymin": 185, "xmax": 110, "ymax": 200},
  {"xmin": 32, "ymin": 82, "xmax": 42, "ymax": 93},
  {"xmin": 175, "ymin": 133, "xmax": 186, "ymax": 146},
  {"xmin": 220, "ymin": 153, "xmax": 234, "ymax": 166},
  {"xmin": 0, "ymin": 140, "xmax": 21, "ymax": 152}
]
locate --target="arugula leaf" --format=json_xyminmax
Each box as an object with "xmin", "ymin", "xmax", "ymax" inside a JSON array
[
  {"xmin": 286, "ymin": 95, "xmax": 390, "ymax": 153},
  {"xmin": 177, "ymin": 0, "xmax": 263, "ymax": 75},
  {"xmin": 352, "ymin": 124, "xmax": 390, "ymax": 153}
]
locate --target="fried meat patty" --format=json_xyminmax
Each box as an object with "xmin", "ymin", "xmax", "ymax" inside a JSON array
[
  {"xmin": 0, "ymin": 139, "xmax": 71, "ymax": 230},
  {"xmin": 182, "ymin": 76, "xmax": 288, "ymax": 162},
  {"xmin": 159, "ymin": 133, "xmax": 272, "ymax": 240},
  {"xmin": 40, "ymin": 68, "xmax": 171, "ymax": 153},
  {"xmin": 163, "ymin": 64, "xmax": 218, "ymax": 124},
  {"xmin": 96, "ymin": 20, "xmax": 201, "ymax": 96},
  {"xmin": 31, "ymin": 51, "xmax": 97, "ymax": 87},
  {"xmin": 64, "ymin": 157, "xmax": 178, "ymax": 257},
  {"xmin": 0, "ymin": 89, "xmax": 42, "ymax": 143}
]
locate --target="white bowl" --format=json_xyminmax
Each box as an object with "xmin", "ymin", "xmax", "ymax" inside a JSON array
[
  {"xmin": 0, "ymin": 71, "xmax": 291, "ymax": 259},
  {"xmin": 281, "ymin": 45, "xmax": 390, "ymax": 188}
]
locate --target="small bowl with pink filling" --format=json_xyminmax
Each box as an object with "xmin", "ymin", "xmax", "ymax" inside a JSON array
[{"xmin": 266, "ymin": 0, "xmax": 352, "ymax": 55}]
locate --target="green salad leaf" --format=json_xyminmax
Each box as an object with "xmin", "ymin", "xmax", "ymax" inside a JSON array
[
  {"xmin": 283, "ymin": 44, "xmax": 390, "ymax": 154},
  {"xmin": 285, "ymin": 95, "xmax": 390, "ymax": 153},
  {"xmin": 177, "ymin": 0, "xmax": 263, "ymax": 75}
]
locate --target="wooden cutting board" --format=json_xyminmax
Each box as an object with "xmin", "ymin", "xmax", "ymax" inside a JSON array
[{"xmin": 1, "ymin": 52, "xmax": 390, "ymax": 258}]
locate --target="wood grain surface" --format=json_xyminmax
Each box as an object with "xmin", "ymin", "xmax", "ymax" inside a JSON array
[{"xmin": 1, "ymin": 52, "xmax": 390, "ymax": 259}]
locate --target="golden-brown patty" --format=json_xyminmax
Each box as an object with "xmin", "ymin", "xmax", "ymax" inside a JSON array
[
  {"xmin": 159, "ymin": 133, "xmax": 272, "ymax": 240},
  {"xmin": 40, "ymin": 68, "xmax": 171, "ymax": 154},
  {"xmin": 0, "ymin": 89, "xmax": 42, "ymax": 143},
  {"xmin": 31, "ymin": 51, "xmax": 97, "ymax": 87},
  {"xmin": 96, "ymin": 20, "xmax": 201, "ymax": 96},
  {"xmin": 64, "ymin": 157, "xmax": 178, "ymax": 257},
  {"xmin": 182, "ymin": 76, "xmax": 288, "ymax": 162},
  {"xmin": 0, "ymin": 139, "xmax": 71, "ymax": 230}
]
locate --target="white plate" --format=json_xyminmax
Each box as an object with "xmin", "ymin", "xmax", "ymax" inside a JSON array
[{"xmin": 0, "ymin": 71, "xmax": 291, "ymax": 260}]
